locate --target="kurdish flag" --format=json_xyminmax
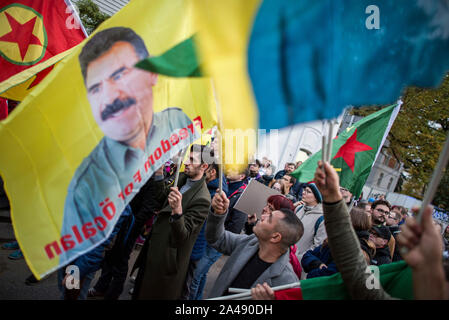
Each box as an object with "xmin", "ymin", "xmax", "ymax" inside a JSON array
[
  {"xmin": 0, "ymin": 0, "xmax": 86, "ymax": 101},
  {"xmin": 291, "ymin": 104, "xmax": 401, "ymax": 198},
  {"xmin": 0, "ymin": 0, "xmax": 217, "ymax": 278}
]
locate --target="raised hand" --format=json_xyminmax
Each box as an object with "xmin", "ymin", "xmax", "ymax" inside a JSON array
[
  {"xmin": 168, "ymin": 187, "xmax": 183, "ymax": 215},
  {"xmin": 211, "ymin": 190, "xmax": 229, "ymax": 215},
  {"xmin": 248, "ymin": 213, "xmax": 257, "ymax": 224},
  {"xmin": 397, "ymin": 206, "xmax": 443, "ymax": 269},
  {"xmin": 313, "ymin": 161, "xmax": 342, "ymax": 203}
]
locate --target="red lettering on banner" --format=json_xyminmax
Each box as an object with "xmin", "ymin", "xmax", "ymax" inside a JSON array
[
  {"xmin": 42, "ymin": 116, "xmax": 208, "ymax": 261},
  {"xmin": 72, "ymin": 225, "xmax": 83, "ymax": 244},
  {"xmin": 161, "ymin": 139, "xmax": 171, "ymax": 153},
  {"xmin": 61, "ymin": 235, "xmax": 76, "ymax": 251},
  {"xmin": 179, "ymin": 128, "xmax": 188, "ymax": 140},
  {"xmin": 94, "ymin": 216, "xmax": 107, "ymax": 231},
  {"xmin": 188, "ymin": 123, "xmax": 194, "ymax": 134},
  {"xmin": 82, "ymin": 222, "xmax": 97, "ymax": 240},
  {"xmin": 45, "ymin": 241, "xmax": 61, "ymax": 259},
  {"xmin": 124, "ymin": 183, "xmax": 133, "ymax": 196},
  {"xmin": 144, "ymin": 158, "xmax": 151, "ymax": 173},
  {"xmin": 193, "ymin": 116, "xmax": 203, "ymax": 129},
  {"xmin": 134, "ymin": 170, "xmax": 142, "ymax": 183},
  {"xmin": 100, "ymin": 197, "xmax": 116, "ymax": 220},
  {"xmin": 170, "ymin": 133, "xmax": 179, "ymax": 146},
  {"xmin": 154, "ymin": 147, "xmax": 162, "ymax": 160}
]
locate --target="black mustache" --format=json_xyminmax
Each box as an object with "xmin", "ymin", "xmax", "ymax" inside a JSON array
[{"xmin": 101, "ymin": 97, "xmax": 136, "ymax": 121}]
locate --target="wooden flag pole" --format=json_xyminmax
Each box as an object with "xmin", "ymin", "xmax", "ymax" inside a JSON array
[
  {"xmin": 212, "ymin": 79, "xmax": 224, "ymax": 194},
  {"xmin": 416, "ymin": 131, "xmax": 449, "ymax": 223},
  {"xmin": 322, "ymin": 120, "xmax": 327, "ymax": 163},
  {"xmin": 326, "ymin": 119, "xmax": 335, "ymax": 162},
  {"xmin": 174, "ymin": 148, "xmax": 187, "ymax": 188}
]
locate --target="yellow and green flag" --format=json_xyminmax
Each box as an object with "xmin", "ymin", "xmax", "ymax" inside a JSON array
[{"xmin": 0, "ymin": 0, "xmax": 217, "ymax": 279}]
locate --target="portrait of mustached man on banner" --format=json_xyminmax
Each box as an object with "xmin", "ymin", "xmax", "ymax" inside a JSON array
[{"xmin": 60, "ymin": 27, "xmax": 198, "ymax": 261}]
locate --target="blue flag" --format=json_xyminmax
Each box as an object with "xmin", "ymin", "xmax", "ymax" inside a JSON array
[{"xmin": 248, "ymin": 0, "xmax": 449, "ymax": 129}]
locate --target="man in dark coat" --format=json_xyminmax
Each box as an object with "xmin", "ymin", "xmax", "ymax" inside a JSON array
[{"xmin": 132, "ymin": 145, "xmax": 212, "ymax": 299}]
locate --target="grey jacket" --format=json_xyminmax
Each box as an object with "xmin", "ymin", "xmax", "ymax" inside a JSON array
[
  {"xmin": 295, "ymin": 203, "xmax": 326, "ymax": 260},
  {"xmin": 205, "ymin": 209, "xmax": 299, "ymax": 298},
  {"xmin": 324, "ymin": 199, "xmax": 394, "ymax": 300}
]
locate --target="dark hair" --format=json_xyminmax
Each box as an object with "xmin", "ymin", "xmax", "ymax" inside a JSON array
[
  {"xmin": 79, "ymin": 27, "xmax": 149, "ymax": 82},
  {"xmin": 208, "ymin": 162, "xmax": 219, "ymax": 175},
  {"xmin": 286, "ymin": 162, "xmax": 295, "ymax": 167},
  {"xmin": 350, "ymin": 207, "xmax": 372, "ymax": 231},
  {"xmin": 392, "ymin": 205, "xmax": 408, "ymax": 217},
  {"xmin": 276, "ymin": 208, "xmax": 304, "ymax": 249},
  {"xmin": 356, "ymin": 201, "xmax": 370, "ymax": 209},
  {"xmin": 190, "ymin": 144, "xmax": 215, "ymax": 165},
  {"xmin": 267, "ymin": 195, "xmax": 295, "ymax": 211},
  {"xmin": 372, "ymin": 199, "xmax": 391, "ymax": 211},
  {"xmin": 285, "ymin": 174, "xmax": 296, "ymax": 185}
]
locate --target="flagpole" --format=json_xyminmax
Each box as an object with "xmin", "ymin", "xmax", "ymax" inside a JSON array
[
  {"xmin": 211, "ymin": 79, "xmax": 223, "ymax": 194},
  {"xmin": 174, "ymin": 148, "xmax": 187, "ymax": 188},
  {"xmin": 207, "ymin": 282, "xmax": 301, "ymax": 300},
  {"xmin": 416, "ymin": 131, "xmax": 449, "ymax": 223},
  {"xmin": 326, "ymin": 119, "xmax": 335, "ymax": 162},
  {"xmin": 322, "ymin": 121, "xmax": 327, "ymax": 163}
]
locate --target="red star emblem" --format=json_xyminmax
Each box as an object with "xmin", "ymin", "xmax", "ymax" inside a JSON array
[
  {"xmin": 0, "ymin": 12, "xmax": 42, "ymax": 61},
  {"xmin": 333, "ymin": 128, "xmax": 372, "ymax": 172}
]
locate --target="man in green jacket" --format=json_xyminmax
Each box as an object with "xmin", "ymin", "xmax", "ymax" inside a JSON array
[{"xmin": 133, "ymin": 145, "xmax": 212, "ymax": 299}]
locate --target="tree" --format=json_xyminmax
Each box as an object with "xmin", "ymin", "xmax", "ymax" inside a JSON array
[
  {"xmin": 74, "ymin": 0, "xmax": 110, "ymax": 35},
  {"xmin": 351, "ymin": 73, "xmax": 449, "ymax": 209}
]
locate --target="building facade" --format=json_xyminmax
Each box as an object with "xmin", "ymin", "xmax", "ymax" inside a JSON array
[{"xmin": 71, "ymin": 0, "xmax": 130, "ymax": 16}]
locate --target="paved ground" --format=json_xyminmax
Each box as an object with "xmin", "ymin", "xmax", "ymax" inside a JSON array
[{"xmin": 0, "ymin": 207, "xmax": 226, "ymax": 300}]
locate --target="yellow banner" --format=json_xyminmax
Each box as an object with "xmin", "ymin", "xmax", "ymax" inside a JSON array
[
  {"xmin": 193, "ymin": 0, "xmax": 261, "ymax": 173},
  {"xmin": 0, "ymin": 0, "xmax": 217, "ymax": 278}
]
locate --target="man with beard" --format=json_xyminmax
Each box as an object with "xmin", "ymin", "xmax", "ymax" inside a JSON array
[
  {"xmin": 369, "ymin": 200, "xmax": 394, "ymax": 265},
  {"xmin": 205, "ymin": 190, "xmax": 303, "ymax": 297},
  {"xmin": 132, "ymin": 144, "xmax": 211, "ymax": 299},
  {"xmin": 62, "ymin": 27, "xmax": 197, "ymax": 258}
]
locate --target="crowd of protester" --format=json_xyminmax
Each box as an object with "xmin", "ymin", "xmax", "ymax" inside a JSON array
[{"xmin": 1, "ymin": 140, "xmax": 448, "ymax": 300}]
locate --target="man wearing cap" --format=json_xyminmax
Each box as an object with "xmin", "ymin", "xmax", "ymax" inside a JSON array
[
  {"xmin": 294, "ymin": 182, "xmax": 325, "ymax": 267},
  {"xmin": 369, "ymin": 226, "xmax": 393, "ymax": 265}
]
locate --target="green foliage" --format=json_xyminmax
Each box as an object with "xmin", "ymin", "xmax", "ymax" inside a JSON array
[
  {"xmin": 388, "ymin": 74, "xmax": 449, "ymax": 208},
  {"xmin": 74, "ymin": 0, "xmax": 110, "ymax": 35},
  {"xmin": 349, "ymin": 75, "xmax": 449, "ymax": 209}
]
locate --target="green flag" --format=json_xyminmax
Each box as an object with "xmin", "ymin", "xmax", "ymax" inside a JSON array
[
  {"xmin": 135, "ymin": 35, "xmax": 203, "ymax": 77},
  {"xmin": 300, "ymin": 260, "xmax": 413, "ymax": 300},
  {"xmin": 291, "ymin": 103, "xmax": 401, "ymax": 198}
]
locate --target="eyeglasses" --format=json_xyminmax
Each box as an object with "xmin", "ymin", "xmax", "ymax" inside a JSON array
[{"xmin": 374, "ymin": 208, "xmax": 390, "ymax": 215}]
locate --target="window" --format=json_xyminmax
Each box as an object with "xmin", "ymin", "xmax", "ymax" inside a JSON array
[
  {"xmin": 387, "ymin": 177, "xmax": 394, "ymax": 190},
  {"xmin": 377, "ymin": 173, "xmax": 384, "ymax": 186},
  {"xmin": 388, "ymin": 158, "xmax": 397, "ymax": 169}
]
